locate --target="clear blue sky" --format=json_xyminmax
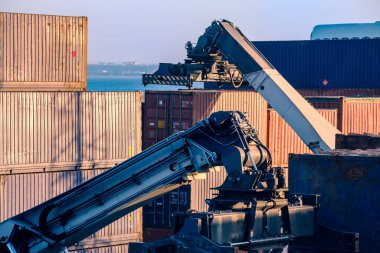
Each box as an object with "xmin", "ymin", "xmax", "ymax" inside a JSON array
[{"xmin": 1, "ymin": 0, "xmax": 379, "ymax": 63}]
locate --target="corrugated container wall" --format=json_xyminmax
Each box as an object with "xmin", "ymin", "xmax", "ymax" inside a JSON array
[
  {"xmin": 143, "ymin": 91, "xmax": 193, "ymax": 150},
  {"xmin": 341, "ymin": 97, "xmax": 380, "ymax": 135},
  {"xmin": 0, "ymin": 92, "xmax": 142, "ymax": 171},
  {"xmin": 192, "ymin": 91, "xmax": 267, "ymax": 143},
  {"xmin": 305, "ymin": 96, "xmax": 380, "ymax": 135},
  {"xmin": 143, "ymin": 90, "xmax": 268, "ymax": 226},
  {"xmin": 289, "ymin": 152, "xmax": 380, "ymax": 253},
  {"xmin": 1, "ymin": 170, "xmax": 142, "ymax": 251},
  {"xmin": 0, "ymin": 12, "xmax": 88, "ymax": 91},
  {"xmin": 252, "ymin": 40, "xmax": 380, "ymax": 89},
  {"xmin": 0, "ymin": 92, "xmax": 143, "ymax": 251},
  {"xmin": 268, "ymin": 109, "xmax": 338, "ymax": 166}
]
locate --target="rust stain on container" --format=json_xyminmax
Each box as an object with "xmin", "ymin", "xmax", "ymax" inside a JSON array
[
  {"xmin": 268, "ymin": 108, "xmax": 338, "ymax": 166},
  {"xmin": 0, "ymin": 92, "xmax": 142, "ymax": 170},
  {"xmin": 0, "ymin": 12, "xmax": 88, "ymax": 91}
]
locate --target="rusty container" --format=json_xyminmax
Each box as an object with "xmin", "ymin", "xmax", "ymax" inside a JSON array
[
  {"xmin": 340, "ymin": 97, "xmax": 380, "ymax": 135},
  {"xmin": 289, "ymin": 151, "xmax": 380, "ymax": 253},
  {"xmin": 0, "ymin": 12, "xmax": 87, "ymax": 91},
  {"xmin": 267, "ymin": 108, "xmax": 338, "ymax": 167}
]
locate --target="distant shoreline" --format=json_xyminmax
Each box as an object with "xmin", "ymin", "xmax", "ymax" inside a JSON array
[{"xmin": 88, "ymin": 75, "xmax": 142, "ymax": 78}]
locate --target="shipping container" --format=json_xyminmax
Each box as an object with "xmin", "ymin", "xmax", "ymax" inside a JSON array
[
  {"xmin": 268, "ymin": 109, "xmax": 338, "ymax": 166},
  {"xmin": 252, "ymin": 40, "xmax": 380, "ymax": 89},
  {"xmin": 0, "ymin": 12, "xmax": 88, "ymax": 91},
  {"xmin": 143, "ymin": 185, "xmax": 190, "ymax": 229},
  {"xmin": 0, "ymin": 91, "xmax": 143, "ymax": 250},
  {"xmin": 0, "ymin": 169, "xmax": 142, "ymax": 251},
  {"xmin": 289, "ymin": 151, "xmax": 380, "ymax": 253},
  {"xmin": 341, "ymin": 97, "xmax": 380, "ymax": 135},
  {"xmin": 306, "ymin": 97, "xmax": 380, "ymax": 135},
  {"xmin": 143, "ymin": 90, "xmax": 268, "ymax": 221},
  {"xmin": 143, "ymin": 91, "xmax": 193, "ymax": 149},
  {"xmin": 0, "ymin": 92, "xmax": 142, "ymax": 172}
]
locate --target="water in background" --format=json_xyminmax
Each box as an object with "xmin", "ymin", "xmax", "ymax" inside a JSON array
[{"xmin": 88, "ymin": 76, "xmax": 203, "ymax": 91}]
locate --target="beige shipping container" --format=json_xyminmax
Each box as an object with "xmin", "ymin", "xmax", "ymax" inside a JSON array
[
  {"xmin": 0, "ymin": 169, "xmax": 142, "ymax": 252},
  {"xmin": 0, "ymin": 12, "xmax": 87, "ymax": 91},
  {"xmin": 268, "ymin": 108, "xmax": 338, "ymax": 166},
  {"xmin": 0, "ymin": 91, "xmax": 143, "ymax": 251},
  {"xmin": 0, "ymin": 92, "xmax": 142, "ymax": 172}
]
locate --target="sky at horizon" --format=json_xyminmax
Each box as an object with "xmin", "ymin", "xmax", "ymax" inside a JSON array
[{"xmin": 1, "ymin": 0, "xmax": 379, "ymax": 64}]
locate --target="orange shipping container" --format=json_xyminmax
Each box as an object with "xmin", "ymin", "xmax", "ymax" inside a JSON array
[
  {"xmin": 268, "ymin": 108, "xmax": 338, "ymax": 166},
  {"xmin": 341, "ymin": 97, "xmax": 380, "ymax": 135}
]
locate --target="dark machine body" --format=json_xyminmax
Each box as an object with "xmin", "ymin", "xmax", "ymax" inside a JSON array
[{"xmin": 129, "ymin": 111, "xmax": 356, "ymax": 252}]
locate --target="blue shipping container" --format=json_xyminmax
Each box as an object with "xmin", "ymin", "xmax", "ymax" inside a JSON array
[
  {"xmin": 288, "ymin": 152, "xmax": 380, "ymax": 252},
  {"xmin": 253, "ymin": 40, "xmax": 380, "ymax": 89},
  {"xmin": 205, "ymin": 40, "xmax": 380, "ymax": 90}
]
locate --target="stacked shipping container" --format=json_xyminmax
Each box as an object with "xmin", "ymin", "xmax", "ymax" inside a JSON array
[
  {"xmin": 0, "ymin": 12, "xmax": 87, "ymax": 91},
  {"xmin": 253, "ymin": 40, "xmax": 380, "ymax": 90},
  {"xmin": 142, "ymin": 90, "xmax": 268, "ymax": 235},
  {"xmin": 0, "ymin": 92, "xmax": 143, "ymax": 252}
]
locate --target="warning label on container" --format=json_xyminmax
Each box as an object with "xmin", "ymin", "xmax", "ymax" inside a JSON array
[{"xmin": 158, "ymin": 120, "xmax": 165, "ymax": 129}]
